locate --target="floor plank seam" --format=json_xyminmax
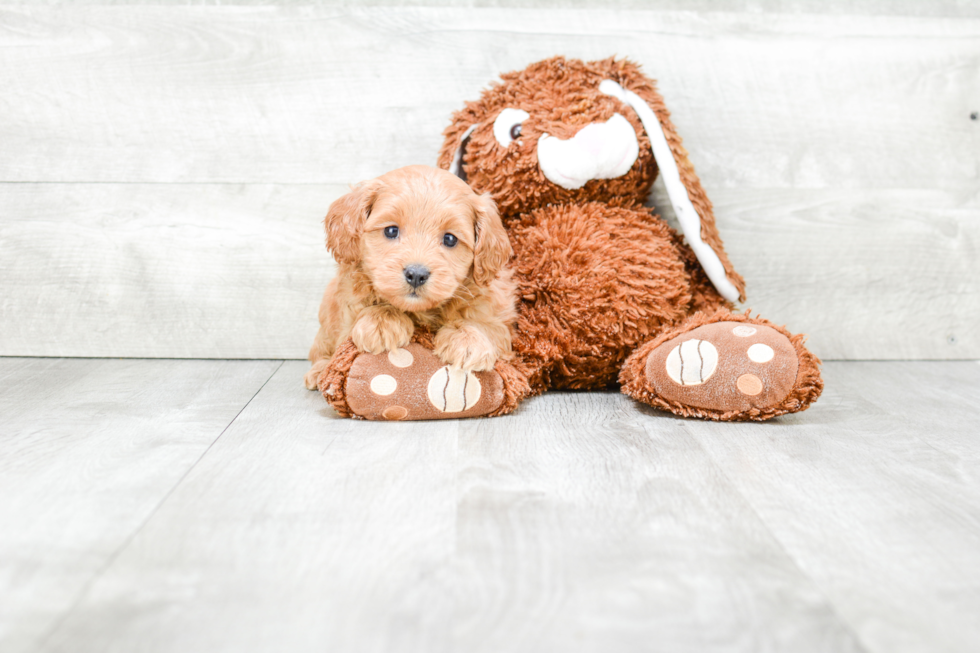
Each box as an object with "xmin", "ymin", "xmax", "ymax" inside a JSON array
[
  {"xmin": 682, "ymin": 423, "xmax": 875, "ymax": 653},
  {"xmin": 31, "ymin": 359, "xmax": 286, "ymax": 651}
]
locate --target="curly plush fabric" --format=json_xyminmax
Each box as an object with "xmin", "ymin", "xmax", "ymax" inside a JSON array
[
  {"xmin": 619, "ymin": 311, "xmax": 824, "ymax": 421},
  {"xmin": 437, "ymin": 56, "xmax": 746, "ymax": 302},
  {"xmin": 322, "ymin": 55, "xmax": 822, "ymax": 422},
  {"xmin": 436, "ymin": 56, "xmax": 820, "ymax": 420},
  {"xmin": 507, "ymin": 201, "xmax": 719, "ymax": 391},
  {"xmin": 319, "ymin": 328, "xmax": 530, "ymax": 419}
]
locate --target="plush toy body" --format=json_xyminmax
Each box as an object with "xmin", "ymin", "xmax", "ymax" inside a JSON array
[{"xmin": 317, "ymin": 56, "xmax": 822, "ymax": 421}]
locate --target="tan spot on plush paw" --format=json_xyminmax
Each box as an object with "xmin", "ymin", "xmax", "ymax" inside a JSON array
[
  {"xmin": 737, "ymin": 374, "xmax": 763, "ymax": 396},
  {"xmin": 370, "ymin": 374, "xmax": 397, "ymax": 396},
  {"xmin": 733, "ymin": 325, "xmax": 757, "ymax": 337},
  {"xmin": 382, "ymin": 405, "xmax": 408, "ymax": 420},
  {"xmin": 747, "ymin": 343, "xmax": 775, "ymax": 363},
  {"xmin": 427, "ymin": 366, "xmax": 482, "ymax": 412},
  {"xmin": 387, "ymin": 348, "xmax": 414, "ymax": 368},
  {"xmin": 665, "ymin": 339, "xmax": 718, "ymax": 386}
]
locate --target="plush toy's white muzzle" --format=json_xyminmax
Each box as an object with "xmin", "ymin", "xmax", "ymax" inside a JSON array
[{"xmin": 536, "ymin": 113, "xmax": 639, "ymax": 190}]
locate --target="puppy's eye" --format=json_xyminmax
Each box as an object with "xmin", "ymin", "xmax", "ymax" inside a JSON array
[
  {"xmin": 443, "ymin": 233, "xmax": 458, "ymax": 248},
  {"xmin": 493, "ymin": 108, "xmax": 530, "ymax": 147},
  {"xmin": 383, "ymin": 226, "xmax": 399, "ymax": 239}
]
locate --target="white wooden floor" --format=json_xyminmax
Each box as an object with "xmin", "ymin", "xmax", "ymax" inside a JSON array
[{"xmin": 1, "ymin": 358, "xmax": 977, "ymax": 652}]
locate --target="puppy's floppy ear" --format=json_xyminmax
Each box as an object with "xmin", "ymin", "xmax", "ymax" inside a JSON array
[
  {"xmin": 471, "ymin": 192, "xmax": 511, "ymax": 286},
  {"xmin": 324, "ymin": 179, "xmax": 381, "ymax": 265}
]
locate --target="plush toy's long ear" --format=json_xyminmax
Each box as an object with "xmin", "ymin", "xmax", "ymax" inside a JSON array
[
  {"xmin": 324, "ymin": 179, "xmax": 381, "ymax": 265},
  {"xmin": 448, "ymin": 123, "xmax": 479, "ymax": 181},
  {"xmin": 471, "ymin": 192, "xmax": 511, "ymax": 286},
  {"xmin": 599, "ymin": 71, "xmax": 746, "ymax": 304},
  {"xmin": 438, "ymin": 100, "xmax": 484, "ymax": 180}
]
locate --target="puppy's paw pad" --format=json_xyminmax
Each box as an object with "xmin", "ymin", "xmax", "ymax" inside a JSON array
[{"xmin": 344, "ymin": 344, "xmax": 503, "ymax": 420}]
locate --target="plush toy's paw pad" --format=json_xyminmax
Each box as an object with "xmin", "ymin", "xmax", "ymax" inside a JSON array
[
  {"xmin": 344, "ymin": 343, "xmax": 504, "ymax": 420},
  {"xmin": 645, "ymin": 322, "xmax": 799, "ymax": 415}
]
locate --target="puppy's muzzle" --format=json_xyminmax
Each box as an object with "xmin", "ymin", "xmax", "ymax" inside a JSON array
[{"xmin": 403, "ymin": 264, "xmax": 430, "ymax": 289}]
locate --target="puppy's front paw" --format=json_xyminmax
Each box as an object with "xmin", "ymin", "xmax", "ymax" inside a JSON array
[
  {"xmin": 351, "ymin": 307, "xmax": 414, "ymax": 355},
  {"xmin": 304, "ymin": 359, "xmax": 330, "ymax": 390},
  {"xmin": 434, "ymin": 325, "xmax": 500, "ymax": 372}
]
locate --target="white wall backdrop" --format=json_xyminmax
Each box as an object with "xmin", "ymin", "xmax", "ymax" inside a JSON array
[{"xmin": 0, "ymin": 5, "xmax": 977, "ymax": 359}]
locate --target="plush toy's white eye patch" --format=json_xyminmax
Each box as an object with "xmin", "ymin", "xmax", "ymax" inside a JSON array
[{"xmin": 493, "ymin": 108, "xmax": 530, "ymax": 147}]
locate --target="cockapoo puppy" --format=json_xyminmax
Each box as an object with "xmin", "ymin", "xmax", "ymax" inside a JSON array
[{"xmin": 304, "ymin": 165, "xmax": 516, "ymax": 391}]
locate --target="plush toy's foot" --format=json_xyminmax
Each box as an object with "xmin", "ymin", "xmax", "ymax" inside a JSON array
[
  {"xmin": 316, "ymin": 331, "xmax": 530, "ymax": 421},
  {"xmin": 620, "ymin": 311, "xmax": 823, "ymax": 421}
]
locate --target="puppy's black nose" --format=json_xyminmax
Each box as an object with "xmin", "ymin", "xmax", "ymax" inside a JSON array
[{"xmin": 403, "ymin": 264, "xmax": 430, "ymax": 289}]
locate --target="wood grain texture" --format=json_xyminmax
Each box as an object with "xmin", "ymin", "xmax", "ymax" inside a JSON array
[
  {"xmin": 7, "ymin": 1, "xmax": 980, "ymax": 19},
  {"xmin": 0, "ymin": 7, "xmax": 976, "ymax": 360},
  {"xmin": 0, "ymin": 357, "xmax": 281, "ymax": 653},
  {"xmin": 689, "ymin": 360, "xmax": 980, "ymax": 652},
  {"xmin": 0, "ymin": 7, "xmax": 977, "ymax": 190},
  {"xmin": 39, "ymin": 361, "xmax": 864, "ymax": 653},
  {"xmin": 40, "ymin": 361, "xmax": 465, "ymax": 653},
  {"xmin": 0, "ymin": 183, "xmax": 338, "ymax": 358},
  {"xmin": 4, "ymin": 360, "xmax": 980, "ymax": 651},
  {"xmin": 445, "ymin": 391, "xmax": 862, "ymax": 652},
  {"xmin": 651, "ymin": 184, "xmax": 980, "ymax": 360},
  {"xmin": 2, "ymin": 183, "xmax": 976, "ymax": 359}
]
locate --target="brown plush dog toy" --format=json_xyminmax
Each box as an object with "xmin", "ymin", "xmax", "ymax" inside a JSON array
[{"xmin": 316, "ymin": 56, "xmax": 823, "ymax": 421}]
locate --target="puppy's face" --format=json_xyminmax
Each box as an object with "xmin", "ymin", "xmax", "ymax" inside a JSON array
[
  {"xmin": 325, "ymin": 165, "xmax": 510, "ymax": 313},
  {"xmin": 361, "ymin": 176, "xmax": 477, "ymax": 313}
]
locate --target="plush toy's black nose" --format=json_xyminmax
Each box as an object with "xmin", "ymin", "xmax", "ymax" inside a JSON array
[{"xmin": 403, "ymin": 264, "xmax": 430, "ymax": 289}]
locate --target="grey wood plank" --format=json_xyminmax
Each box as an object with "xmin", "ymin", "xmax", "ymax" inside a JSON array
[
  {"xmin": 7, "ymin": 1, "xmax": 980, "ymax": 19},
  {"xmin": 2, "ymin": 183, "xmax": 976, "ymax": 360},
  {"xmin": 686, "ymin": 361, "xmax": 980, "ymax": 653},
  {"xmin": 0, "ymin": 183, "xmax": 336, "ymax": 359},
  {"xmin": 0, "ymin": 8, "xmax": 976, "ymax": 190},
  {"xmin": 40, "ymin": 361, "xmax": 463, "ymax": 653},
  {"xmin": 41, "ymin": 361, "xmax": 864, "ymax": 653},
  {"xmin": 444, "ymin": 391, "xmax": 863, "ymax": 652},
  {"xmin": 0, "ymin": 357, "xmax": 281, "ymax": 653}
]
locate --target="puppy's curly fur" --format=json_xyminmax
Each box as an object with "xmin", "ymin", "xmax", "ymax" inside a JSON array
[{"xmin": 304, "ymin": 165, "xmax": 516, "ymax": 390}]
